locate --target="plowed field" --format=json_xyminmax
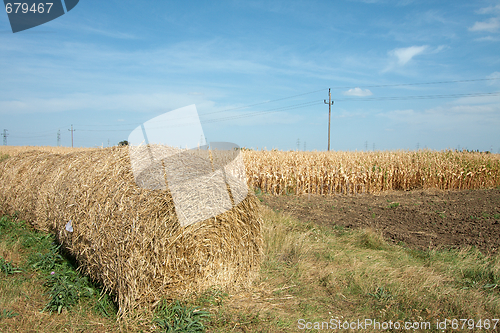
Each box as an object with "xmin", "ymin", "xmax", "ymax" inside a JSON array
[{"xmin": 261, "ymin": 188, "xmax": 500, "ymax": 254}]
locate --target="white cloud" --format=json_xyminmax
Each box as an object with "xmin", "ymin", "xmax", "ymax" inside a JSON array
[
  {"xmin": 382, "ymin": 45, "xmax": 430, "ymax": 72},
  {"xmin": 342, "ymin": 87, "xmax": 373, "ymax": 97},
  {"xmin": 474, "ymin": 36, "xmax": 500, "ymax": 41},
  {"xmin": 487, "ymin": 71, "xmax": 500, "ymax": 80},
  {"xmin": 476, "ymin": 4, "xmax": 500, "ymax": 15},
  {"xmin": 469, "ymin": 17, "xmax": 500, "ymax": 33},
  {"xmin": 390, "ymin": 45, "xmax": 429, "ymax": 66}
]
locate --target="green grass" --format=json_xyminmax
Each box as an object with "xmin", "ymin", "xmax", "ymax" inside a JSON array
[
  {"xmin": 387, "ymin": 202, "xmax": 400, "ymax": 209},
  {"xmin": 0, "ymin": 215, "xmax": 122, "ymax": 332},
  {"xmin": 0, "ymin": 257, "xmax": 22, "ymax": 275},
  {"xmin": 153, "ymin": 300, "xmax": 211, "ymax": 332},
  {"xmin": 1, "ymin": 205, "xmax": 500, "ymax": 332}
]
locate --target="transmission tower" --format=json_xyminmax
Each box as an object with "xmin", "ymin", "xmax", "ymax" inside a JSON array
[
  {"xmin": 57, "ymin": 130, "xmax": 61, "ymax": 146},
  {"xmin": 2, "ymin": 129, "xmax": 8, "ymax": 146},
  {"xmin": 296, "ymin": 138, "xmax": 300, "ymax": 151}
]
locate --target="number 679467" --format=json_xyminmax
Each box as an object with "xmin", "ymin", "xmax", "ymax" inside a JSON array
[{"xmin": 5, "ymin": 3, "xmax": 53, "ymax": 14}]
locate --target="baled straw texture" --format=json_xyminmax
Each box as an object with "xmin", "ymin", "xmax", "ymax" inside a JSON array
[{"xmin": 0, "ymin": 147, "xmax": 262, "ymax": 314}]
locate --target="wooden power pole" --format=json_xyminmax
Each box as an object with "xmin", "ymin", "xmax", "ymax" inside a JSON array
[
  {"xmin": 68, "ymin": 124, "xmax": 75, "ymax": 148},
  {"xmin": 324, "ymin": 89, "xmax": 334, "ymax": 151}
]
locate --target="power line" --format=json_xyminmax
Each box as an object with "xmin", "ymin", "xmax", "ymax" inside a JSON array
[
  {"xmin": 8, "ymin": 77, "xmax": 500, "ymax": 138},
  {"xmin": 66, "ymin": 77, "xmax": 500, "ymax": 130},
  {"xmin": 76, "ymin": 77, "xmax": 500, "ymax": 129},
  {"xmin": 330, "ymin": 77, "xmax": 500, "ymax": 90},
  {"xmin": 335, "ymin": 91, "xmax": 500, "ymax": 102},
  {"xmin": 10, "ymin": 133, "xmax": 59, "ymax": 139},
  {"xmin": 34, "ymin": 90, "xmax": 500, "ymax": 135},
  {"xmin": 202, "ymin": 100, "xmax": 323, "ymax": 124},
  {"xmin": 75, "ymin": 89, "xmax": 328, "ymax": 129}
]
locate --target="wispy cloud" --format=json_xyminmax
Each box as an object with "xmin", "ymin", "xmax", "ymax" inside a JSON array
[
  {"xmin": 469, "ymin": 17, "xmax": 500, "ymax": 33},
  {"xmin": 476, "ymin": 4, "xmax": 500, "ymax": 15},
  {"xmin": 0, "ymin": 92, "xmax": 214, "ymax": 115},
  {"xmin": 470, "ymin": 4, "xmax": 500, "ymax": 34},
  {"xmin": 487, "ymin": 71, "xmax": 500, "ymax": 79},
  {"xmin": 382, "ymin": 45, "xmax": 429, "ymax": 72},
  {"xmin": 342, "ymin": 87, "xmax": 373, "ymax": 96},
  {"xmin": 391, "ymin": 45, "xmax": 429, "ymax": 66},
  {"xmin": 475, "ymin": 36, "xmax": 500, "ymax": 41},
  {"xmin": 378, "ymin": 104, "xmax": 500, "ymax": 127},
  {"xmin": 81, "ymin": 26, "xmax": 138, "ymax": 39}
]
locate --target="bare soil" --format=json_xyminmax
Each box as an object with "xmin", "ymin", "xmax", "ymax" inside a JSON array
[{"xmin": 260, "ymin": 188, "xmax": 500, "ymax": 254}]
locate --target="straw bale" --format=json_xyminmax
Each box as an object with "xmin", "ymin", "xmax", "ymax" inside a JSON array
[{"xmin": 0, "ymin": 147, "xmax": 262, "ymax": 314}]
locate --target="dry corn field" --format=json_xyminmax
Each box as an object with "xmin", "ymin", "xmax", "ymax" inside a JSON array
[{"xmin": 242, "ymin": 150, "xmax": 500, "ymax": 195}]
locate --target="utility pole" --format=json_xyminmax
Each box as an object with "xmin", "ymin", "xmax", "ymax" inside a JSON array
[
  {"xmin": 68, "ymin": 124, "xmax": 75, "ymax": 148},
  {"xmin": 324, "ymin": 88, "xmax": 334, "ymax": 151},
  {"xmin": 2, "ymin": 129, "xmax": 8, "ymax": 146},
  {"xmin": 296, "ymin": 138, "xmax": 300, "ymax": 151},
  {"xmin": 57, "ymin": 130, "xmax": 61, "ymax": 146}
]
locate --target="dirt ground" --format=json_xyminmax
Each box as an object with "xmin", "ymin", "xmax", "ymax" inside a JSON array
[{"xmin": 260, "ymin": 188, "xmax": 500, "ymax": 254}]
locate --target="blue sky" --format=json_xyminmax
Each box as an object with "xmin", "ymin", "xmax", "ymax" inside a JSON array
[{"xmin": 1, "ymin": 0, "xmax": 499, "ymax": 151}]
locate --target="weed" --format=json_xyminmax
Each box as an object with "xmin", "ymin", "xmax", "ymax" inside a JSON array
[
  {"xmin": 482, "ymin": 213, "xmax": 491, "ymax": 218},
  {"xmin": 371, "ymin": 213, "xmax": 376, "ymax": 218},
  {"xmin": 153, "ymin": 299, "xmax": 210, "ymax": 332},
  {"xmin": 0, "ymin": 257, "xmax": 22, "ymax": 275},
  {"xmin": 359, "ymin": 229, "xmax": 387, "ymax": 250},
  {"xmin": 494, "ymin": 214, "xmax": 500, "ymax": 219},
  {"xmin": 92, "ymin": 293, "xmax": 117, "ymax": 319},
  {"xmin": 29, "ymin": 244, "xmax": 64, "ymax": 272},
  {"xmin": 388, "ymin": 202, "xmax": 400, "ymax": 209},
  {"xmin": 43, "ymin": 269, "xmax": 95, "ymax": 313},
  {"xmin": 196, "ymin": 287, "xmax": 228, "ymax": 307},
  {"xmin": 0, "ymin": 309, "xmax": 18, "ymax": 319},
  {"xmin": 21, "ymin": 233, "xmax": 53, "ymax": 249},
  {"xmin": 368, "ymin": 286, "xmax": 393, "ymax": 301},
  {"xmin": 0, "ymin": 215, "xmax": 14, "ymax": 230},
  {"xmin": 0, "ymin": 153, "xmax": 8, "ymax": 163}
]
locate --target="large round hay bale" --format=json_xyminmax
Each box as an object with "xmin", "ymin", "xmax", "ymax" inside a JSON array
[{"xmin": 0, "ymin": 147, "xmax": 262, "ymax": 314}]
